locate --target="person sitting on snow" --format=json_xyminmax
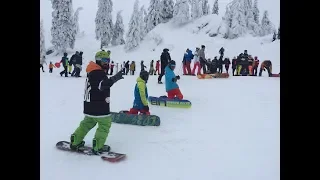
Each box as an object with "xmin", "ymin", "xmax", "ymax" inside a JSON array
[
  {"xmin": 259, "ymin": 60, "xmax": 272, "ymax": 77},
  {"xmin": 128, "ymin": 70, "xmax": 150, "ymax": 115},
  {"xmin": 165, "ymin": 60, "xmax": 183, "ymax": 100}
]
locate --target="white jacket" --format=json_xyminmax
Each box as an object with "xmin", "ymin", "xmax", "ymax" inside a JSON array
[{"xmin": 193, "ymin": 51, "xmax": 200, "ymax": 63}]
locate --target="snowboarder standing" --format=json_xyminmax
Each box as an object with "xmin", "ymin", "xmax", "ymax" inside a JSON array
[
  {"xmin": 74, "ymin": 51, "xmax": 83, "ymax": 77},
  {"xmin": 69, "ymin": 58, "xmax": 124, "ymax": 155},
  {"xmin": 149, "ymin": 60, "xmax": 155, "ymax": 75},
  {"xmin": 199, "ymin": 45, "xmax": 206, "ymax": 74},
  {"xmin": 40, "ymin": 55, "xmax": 46, "ymax": 72},
  {"xmin": 231, "ymin": 57, "xmax": 237, "ymax": 76},
  {"xmin": 155, "ymin": 60, "xmax": 160, "ymax": 75},
  {"xmin": 183, "ymin": 48, "xmax": 193, "ymax": 75},
  {"xmin": 165, "ymin": 60, "xmax": 183, "ymax": 100},
  {"xmin": 158, "ymin": 48, "xmax": 171, "ymax": 84},
  {"xmin": 49, "ymin": 61, "xmax": 56, "ymax": 73},
  {"xmin": 219, "ymin": 47, "xmax": 225, "ymax": 57},
  {"xmin": 218, "ymin": 55, "xmax": 223, "ymax": 73},
  {"xmin": 252, "ymin": 56, "xmax": 260, "ymax": 76},
  {"xmin": 130, "ymin": 61, "xmax": 136, "ymax": 75},
  {"xmin": 109, "ymin": 61, "xmax": 115, "ymax": 75},
  {"xmin": 127, "ymin": 70, "xmax": 150, "ymax": 115},
  {"xmin": 70, "ymin": 51, "xmax": 79, "ymax": 76},
  {"xmin": 60, "ymin": 53, "xmax": 69, "ymax": 77},
  {"xmin": 224, "ymin": 58, "xmax": 231, "ymax": 74}
]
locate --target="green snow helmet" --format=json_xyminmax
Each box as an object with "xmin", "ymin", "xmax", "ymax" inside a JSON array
[{"xmin": 140, "ymin": 70, "xmax": 149, "ymax": 83}]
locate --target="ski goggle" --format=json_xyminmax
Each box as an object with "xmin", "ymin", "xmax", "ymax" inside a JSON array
[{"xmin": 101, "ymin": 58, "xmax": 110, "ymax": 63}]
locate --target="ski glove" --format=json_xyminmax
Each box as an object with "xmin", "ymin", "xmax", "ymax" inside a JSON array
[
  {"xmin": 110, "ymin": 70, "xmax": 124, "ymax": 83},
  {"xmin": 176, "ymin": 75, "xmax": 180, "ymax": 80}
]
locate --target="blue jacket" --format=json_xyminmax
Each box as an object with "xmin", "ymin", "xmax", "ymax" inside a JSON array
[
  {"xmin": 165, "ymin": 65, "xmax": 179, "ymax": 92},
  {"xmin": 184, "ymin": 50, "xmax": 193, "ymax": 62},
  {"xmin": 133, "ymin": 77, "xmax": 148, "ymax": 109}
]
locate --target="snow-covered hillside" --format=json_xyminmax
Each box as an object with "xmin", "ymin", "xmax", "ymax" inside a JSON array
[{"xmin": 40, "ymin": 1, "xmax": 280, "ymax": 180}]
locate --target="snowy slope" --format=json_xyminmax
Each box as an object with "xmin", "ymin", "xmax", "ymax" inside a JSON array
[{"xmin": 40, "ymin": 0, "xmax": 280, "ymax": 180}]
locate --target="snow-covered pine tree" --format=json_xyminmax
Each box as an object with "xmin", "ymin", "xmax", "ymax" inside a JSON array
[
  {"xmin": 191, "ymin": 0, "xmax": 202, "ymax": 19},
  {"xmin": 40, "ymin": 20, "xmax": 46, "ymax": 59},
  {"xmin": 202, "ymin": 0, "xmax": 210, "ymax": 15},
  {"xmin": 111, "ymin": 11, "xmax": 125, "ymax": 46},
  {"xmin": 160, "ymin": 0, "xmax": 174, "ymax": 23},
  {"xmin": 51, "ymin": 0, "xmax": 76, "ymax": 54},
  {"xmin": 95, "ymin": 0, "xmax": 114, "ymax": 48},
  {"xmin": 139, "ymin": 6, "xmax": 148, "ymax": 40},
  {"xmin": 212, "ymin": 0, "xmax": 219, "ymax": 15},
  {"xmin": 73, "ymin": 7, "xmax": 83, "ymax": 36},
  {"xmin": 252, "ymin": 0, "xmax": 259, "ymax": 24},
  {"xmin": 172, "ymin": 0, "xmax": 190, "ymax": 25},
  {"xmin": 125, "ymin": 0, "xmax": 141, "ymax": 51},
  {"xmin": 260, "ymin": 10, "xmax": 275, "ymax": 36},
  {"xmin": 146, "ymin": 0, "xmax": 162, "ymax": 32}
]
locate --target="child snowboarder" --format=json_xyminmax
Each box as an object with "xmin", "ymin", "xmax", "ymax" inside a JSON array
[
  {"xmin": 141, "ymin": 60, "xmax": 146, "ymax": 71},
  {"xmin": 165, "ymin": 60, "xmax": 183, "ymax": 100},
  {"xmin": 149, "ymin": 60, "xmax": 155, "ymax": 75},
  {"xmin": 60, "ymin": 53, "xmax": 69, "ymax": 77},
  {"xmin": 130, "ymin": 61, "xmax": 136, "ymax": 75},
  {"xmin": 127, "ymin": 70, "xmax": 150, "ymax": 115},
  {"xmin": 69, "ymin": 58, "xmax": 124, "ymax": 154},
  {"xmin": 155, "ymin": 60, "xmax": 160, "ymax": 75},
  {"xmin": 49, "ymin": 61, "xmax": 56, "ymax": 73}
]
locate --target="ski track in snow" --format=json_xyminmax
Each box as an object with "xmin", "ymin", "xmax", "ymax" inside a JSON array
[{"xmin": 41, "ymin": 0, "xmax": 279, "ymax": 180}]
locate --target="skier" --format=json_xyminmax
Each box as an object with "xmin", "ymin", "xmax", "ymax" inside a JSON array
[
  {"xmin": 252, "ymin": 56, "xmax": 260, "ymax": 76},
  {"xmin": 69, "ymin": 58, "xmax": 124, "ymax": 154},
  {"xmin": 140, "ymin": 61, "xmax": 146, "ymax": 72},
  {"xmin": 130, "ymin": 61, "xmax": 136, "ymax": 75},
  {"xmin": 125, "ymin": 61, "xmax": 130, "ymax": 75},
  {"xmin": 191, "ymin": 47, "xmax": 201, "ymax": 75},
  {"xmin": 40, "ymin": 55, "xmax": 46, "ymax": 72},
  {"xmin": 165, "ymin": 60, "xmax": 183, "ymax": 100},
  {"xmin": 218, "ymin": 55, "xmax": 223, "ymax": 73},
  {"xmin": 109, "ymin": 61, "xmax": 115, "ymax": 75},
  {"xmin": 149, "ymin": 60, "xmax": 155, "ymax": 75},
  {"xmin": 155, "ymin": 60, "xmax": 160, "ymax": 75},
  {"xmin": 199, "ymin": 45, "xmax": 206, "ymax": 74},
  {"xmin": 182, "ymin": 48, "xmax": 193, "ymax": 75},
  {"xmin": 59, "ymin": 53, "xmax": 69, "ymax": 77},
  {"xmin": 259, "ymin": 60, "xmax": 272, "ymax": 77},
  {"xmin": 127, "ymin": 70, "xmax": 150, "ymax": 115},
  {"xmin": 231, "ymin": 57, "xmax": 237, "ymax": 76},
  {"xmin": 224, "ymin": 58, "xmax": 231, "ymax": 74},
  {"xmin": 48, "ymin": 61, "xmax": 56, "ymax": 73},
  {"xmin": 158, "ymin": 48, "xmax": 171, "ymax": 84}
]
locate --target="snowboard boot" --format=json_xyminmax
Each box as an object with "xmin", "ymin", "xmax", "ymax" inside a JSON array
[
  {"xmin": 92, "ymin": 139, "xmax": 111, "ymax": 155},
  {"xmin": 70, "ymin": 134, "xmax": 85, "ymax": 151},
  {"xmin": 158, "ymin": 81, "xmax": 163, "ymax": 84}
]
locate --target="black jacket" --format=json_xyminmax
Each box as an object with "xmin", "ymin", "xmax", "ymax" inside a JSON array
[
  {"xmin": 60, "ymin": 56, "xmax": 69, "ymax": 67},
  {"xmin": 160, "ymin": 51, "xmax": 171, "ymax": 69},
  {"xmin": 70, "ymin": 54, "xmax": 77, "ymax": 65},
  {"xmin": 83, "ymin": 61, "xmax": 123, "ymax": 116},
  {"xmin": 75, "ymin": 54, "xmax": 82, "ymax": 65},
  {"xmin": 125, "ymin": 61, "xmax": 130, "ymax": 68}
]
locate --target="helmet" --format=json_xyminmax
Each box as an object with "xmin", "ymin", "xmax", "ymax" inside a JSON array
[
  {"xmin": 140, "ymin": 70, "xmax": 149, "ymax": 82},
  {"xmin": 169, "ymin": 60, "xmax": 176, "ymax": 66},
  {"xmin": 63, "ymin": 52, "xmax": 68, "ymax": 56}
]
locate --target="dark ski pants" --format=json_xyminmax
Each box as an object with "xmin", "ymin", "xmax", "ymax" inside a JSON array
[
  {"xmin": 200, "ymin": 60, "xmax": 206, "ymax": 74},
  {"xmin": 125, "ymin": 68, "xmax": 129, "ymax": 75},
  {"xmin": 253, "ymin": 66, "xmax": 258, "ymax": 76},
  {"xmin": 218, "ymin": 65, "xmax": 223, "ymax": 73},
  {"xmin": 225, "ymin": 65, "xmax": 229, "ymax": 73},
  {"xmin": 71, "ymin": 64, "xmax": 76, "ymax": 76},
  {"xmin": 60, "ymin": 66, "xmax": 68, "ymax": 77},
  {"xmin": 158, "ymin": 66, "xmax": 165, "ymax": 82},
  {"xmin": 49, "ymin": 68, "xmax": 53, "ymax": 73},
  {"xmin": 110, "ymin": 68, "xmax": 114, "ymax": 75},
  {"xmin": 131, "ymin": 70, "xmax": 135, "ymax": 75},
  {"xmin": 75, "ymin": 67, "xmax": 81, "ymax": 77},
  {"xmin": 40, "ymin": 64, "xmax": 45, "ymax": 72}
]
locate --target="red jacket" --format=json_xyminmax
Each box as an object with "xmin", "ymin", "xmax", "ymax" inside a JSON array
[{"xmin": 156, "ymin": 61, "xmax": 160, "ymax": 69}]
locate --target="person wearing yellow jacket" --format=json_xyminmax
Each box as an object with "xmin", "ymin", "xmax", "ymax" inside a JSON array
[
  {"xmin": 127, "ymin": 71, "xmax": 150, "ymax": 115},
  {"xmin": 259, "ymin": 60, "xmax": 272, "ymax": 77}
]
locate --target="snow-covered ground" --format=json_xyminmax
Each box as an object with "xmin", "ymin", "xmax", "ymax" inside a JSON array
[{"xmin": 40, "ymin": 0, "xmax": 280, "ymax": 180}]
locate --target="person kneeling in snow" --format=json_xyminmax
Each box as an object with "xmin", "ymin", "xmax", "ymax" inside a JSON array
[
  {"xmin": 128, "ymin": 71, "xmax": 150, "ymax": 115},
  {"xmin": 165, "ymin": 60, "xmax": 183, "ymax": 100},
  {"xmin": 259, "ymin": 60, "xmax": 272, "ymax": 77}
]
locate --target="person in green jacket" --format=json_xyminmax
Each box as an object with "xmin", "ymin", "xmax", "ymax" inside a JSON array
[{"xmin": 95, "ymin": 49, "xmax": 111, "ymax": 61}]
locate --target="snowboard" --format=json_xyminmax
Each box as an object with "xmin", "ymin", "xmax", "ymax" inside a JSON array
[
  {"xmin": 110, "ymin": 111, "xmax": 160, "ymax": 126},
  {"xmin": 271, "ymin": 74, "xmax": 280, "ymax": 77},
  {"xmin": 148, "ymin": 96, "xmax": 192, "ymax": 108},
  {"xmin": 56, "ymin": 141, "xmax": 126, "ymax": 162},
  {"xmin": 197, "ymin": 73, "xmax": 229, "ymax": 79}
]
